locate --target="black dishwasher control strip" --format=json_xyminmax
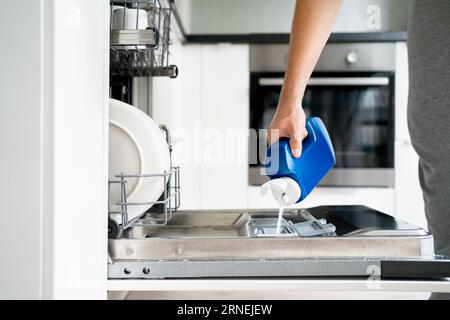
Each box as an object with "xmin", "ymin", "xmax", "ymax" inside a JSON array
[{"xmin": 381, "ymin": 259, "xmax": 450, "ymax": 279}]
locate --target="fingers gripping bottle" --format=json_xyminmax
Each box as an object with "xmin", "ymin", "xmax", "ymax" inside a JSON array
[{"xmin": 262, "ymin": 117, "xmax": 336, "ymax": 206}]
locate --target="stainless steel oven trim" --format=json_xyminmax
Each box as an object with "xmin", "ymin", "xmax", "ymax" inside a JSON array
[
  {"xmin": 249, "ymin": 167, "xmax": 395, "ymax": 187},
  {"xmin": 250, "ymin": 43, "xmax": 397, "ymax": 72},
  {"xmin": 258, "ymin": 77, "xmax": 390, "ymax": 87}
]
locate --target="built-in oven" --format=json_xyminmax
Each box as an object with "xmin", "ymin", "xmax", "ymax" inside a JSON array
[{"xmin": 249, "ymin": 43, "xmax": 396, "ymax": 187}]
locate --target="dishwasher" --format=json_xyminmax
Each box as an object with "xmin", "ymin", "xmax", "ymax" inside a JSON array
[
  {"xmin": 107, "ymin": 0, "xmax": 450, "ymax": 281},
  {"xmin": 107, "ymin": 125, "xmax": 450, "ymax": 280}
]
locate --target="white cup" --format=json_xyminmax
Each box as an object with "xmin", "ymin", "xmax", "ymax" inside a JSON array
[{"xmin": 112, "ymin": 7, "xmax": 149, "ymax": 50}]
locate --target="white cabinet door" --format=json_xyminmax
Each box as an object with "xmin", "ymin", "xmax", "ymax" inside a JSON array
[
  {"xmin": 199, "ymin": 44, "xmax": 249, "ymax": 209},
  {"xmin": 0, "ymin": 0, "xmax": 109, "ymax": 299},
  {"xmin": 174, "ymin": 44, "xmax": 203, "ymax": 209},
  {"xmin": 394, "ymin": 141, "xmax": 427, "ymax": 228},
  {"xmin": 177, "ymin": 44, "xmax": 249, "ymax": 209},
  {"xmin": 395, "ymin": 42, "xmax": 410, "ymax": 143}
]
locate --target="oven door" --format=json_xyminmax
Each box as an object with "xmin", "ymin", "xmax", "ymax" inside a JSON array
[{"xmin": 249, "ymin": 71, "xmax": 395, "ymax": 187}]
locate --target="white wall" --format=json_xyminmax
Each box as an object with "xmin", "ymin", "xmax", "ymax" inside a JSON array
[
  {"xmin": 0, "ymin": 0, "xmax": 109, "ymax": 299},
  {"xmin": 0, "ymin": 0, "xmax": 44, "ymax": 300},
  {"xmin": 175, "ymin": 0, "xmax": 192, "ymax": 33},
  {"xmin": 182, "ymin": 0, "xmax": 409, "ymax": 34}
]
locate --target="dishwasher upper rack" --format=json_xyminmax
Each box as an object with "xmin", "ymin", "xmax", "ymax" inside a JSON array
[
  {"xmin": 110, "ymin": 0, "xmax": 178, "ymax": 78},
  {"xmin": 108, "ymin": 125, "xmax": 180, "ymax": 234}
]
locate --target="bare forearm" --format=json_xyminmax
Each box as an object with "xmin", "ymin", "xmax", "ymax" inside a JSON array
[
  {"xmin": 268, "ymin": 0, "xmax": 341, "ymax": 156},
  {"xmin": 279, "ymin": 0, "xmax": 342, "ymax": 109}
]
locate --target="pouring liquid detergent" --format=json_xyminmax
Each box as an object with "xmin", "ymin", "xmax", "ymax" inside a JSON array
[{"xmin": 261, "ymin": 117, "xmax": 336, "ymax": 235}]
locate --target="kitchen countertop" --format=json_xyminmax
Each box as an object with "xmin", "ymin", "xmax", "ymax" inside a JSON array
[{"xmin": 182, "ymin": 31, "xmax": 407, "ymax": 44}]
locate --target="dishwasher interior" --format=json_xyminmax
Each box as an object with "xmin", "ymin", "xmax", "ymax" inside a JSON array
[{"xmin": 108, "ymin": 205, "xmax": 450, "ymax": 280}]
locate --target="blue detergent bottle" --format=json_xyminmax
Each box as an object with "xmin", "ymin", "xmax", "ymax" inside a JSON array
[{"xmin": 262, "ymin": 117, "xmax": 336, "ymax": 204}]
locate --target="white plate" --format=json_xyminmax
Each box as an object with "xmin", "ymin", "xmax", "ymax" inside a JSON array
[{"xmin": 109, "ymin": 99, "xmax": 170, "ymax": 220}]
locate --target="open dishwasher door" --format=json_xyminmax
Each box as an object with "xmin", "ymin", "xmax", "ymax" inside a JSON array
[{"xmin": 108, "ymin": 205, "xmax": 450, "ymax": 280}]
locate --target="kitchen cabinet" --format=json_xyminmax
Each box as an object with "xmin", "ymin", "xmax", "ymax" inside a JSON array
[
  {"xmin": 0, "ymin": 0, "xmax": 109, "ymax": 299},
  {"xmin": 395, "ymin": 141, "xmax": 426, "ymax": 228},
  {"xmin": 199, "ymin": 45, "xmax": 249, "ymax": 209},
  {"xmin": 176, "ymin": 43, "xmax": 249, "ymax": 209},
  {"xmin": 393, "ymin": 42, "xmax": 426, "ymax": 228}
]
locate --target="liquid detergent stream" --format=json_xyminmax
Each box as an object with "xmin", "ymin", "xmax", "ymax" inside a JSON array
[
  {"xmin": 261, "ymin": 177, "xmax": 301, "ymax": 236},
  {"xmin": 275, "ymin": 195, "xmax": 285, "ymax": 235}
]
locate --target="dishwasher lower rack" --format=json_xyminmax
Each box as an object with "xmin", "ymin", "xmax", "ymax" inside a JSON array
[
  {"xmin": 108, "ymin": 124, "xmax": 180, "ymax": 237},
  {"xmin": 108, "ymin": 166, "xmax": 180, "ymax": 234},
  {"xmin": 107, "ymin": 206, "xmax": 450, "ymax": 280}
]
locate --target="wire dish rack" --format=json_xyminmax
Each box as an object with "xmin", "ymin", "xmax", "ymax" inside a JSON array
[
  {"xmin": 108, "ymin": 125, "xmax": 180, "ymax": 238},
  {"xmin": 110, "ymin": 0, "xmax": 178, "ymax": 78}
]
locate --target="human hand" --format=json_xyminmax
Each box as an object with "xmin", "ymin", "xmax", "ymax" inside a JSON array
[{"xmin": 268, "ymin": 103, "xmax": 308, "ymax": 158}]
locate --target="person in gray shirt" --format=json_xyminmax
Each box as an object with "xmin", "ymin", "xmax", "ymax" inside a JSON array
[
  {"xmin": 269, "ymin": 0, "xmax": 449, "ymax": 276},
  {"xmin": 407, "ymin": 0, "xmax": 450, "ymax": 257}
]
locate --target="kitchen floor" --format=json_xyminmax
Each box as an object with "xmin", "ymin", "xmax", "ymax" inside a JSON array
[{"xmin": 108, "ymin": 291, "xmax": 432, "ymax": 300}]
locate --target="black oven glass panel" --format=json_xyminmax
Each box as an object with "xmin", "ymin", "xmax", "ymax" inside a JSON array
[{"xmin": 250, "ymin": 72, "xmax": 395, "ymax": 169}]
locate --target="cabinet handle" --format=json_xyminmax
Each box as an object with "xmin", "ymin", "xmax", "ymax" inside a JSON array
[{"xmin": 258, "ymin": 77, "xmax": 390, "ymax": 87}]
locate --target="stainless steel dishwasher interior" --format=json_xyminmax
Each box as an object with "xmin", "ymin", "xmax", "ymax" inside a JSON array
[
  {"xmin": 122, "ymin": 211, "xmax": 252, "ymax": 239},
  {"xmin": 108, "ymin": 206, "xmax": 450, "ymax": 279},
  {"xmin": 109, "ymin": 207, "xmax": 434, "ymax": 261}
]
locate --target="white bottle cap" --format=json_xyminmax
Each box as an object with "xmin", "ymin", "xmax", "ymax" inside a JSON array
[{"xmin": 261, "ymin": 177, "xmax": 301, "ymax": 206}]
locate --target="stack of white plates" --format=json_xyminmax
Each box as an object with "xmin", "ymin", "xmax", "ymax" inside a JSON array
[{"xmin": 109, "ymin": 99, "xmax": 170, "ymax": 220}]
